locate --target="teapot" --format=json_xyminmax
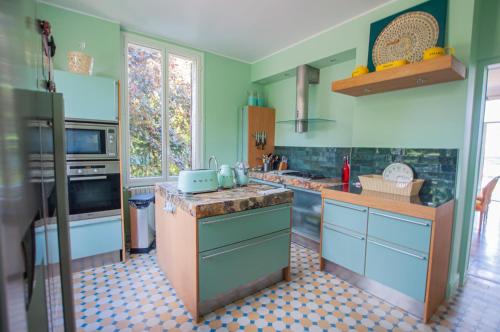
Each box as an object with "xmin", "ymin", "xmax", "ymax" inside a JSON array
[{"xmin": 217, "ymin": 164, "xmax": 235, "ymax": 189}]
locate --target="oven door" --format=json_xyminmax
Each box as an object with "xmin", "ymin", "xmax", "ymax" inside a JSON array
[{"xmin": 67, "ymin": 173, "xmax": 121, "ymax": 220}]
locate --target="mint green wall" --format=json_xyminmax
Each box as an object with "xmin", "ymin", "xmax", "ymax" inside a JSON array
[
  {"xmin": 265, "ymin": 59, "xmax": 355, "ymax": 147},
  {"xmin": 459, "ymin": 0, "xmax": 500, "ymax": 285},
  {"xmin": 204, "ymin": 53, "xmax": 252, "ymax": 165},
  {"xmin": 37, "ymin": 3, "xmax": 121, "ymax": 80},
  {"xmin": 254, "ymin": 0, "xmax": 476, "ymax": 296}
]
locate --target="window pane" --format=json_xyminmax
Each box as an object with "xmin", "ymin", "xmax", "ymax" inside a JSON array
[
  {"xmin": 127, "ymin": 43, "xmax": 163, "ymax": 178},
  {"xmin": 168, "ymin": 54, "xmax": 193, "ymax": 175}
]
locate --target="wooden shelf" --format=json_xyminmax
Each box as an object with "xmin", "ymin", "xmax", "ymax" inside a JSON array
[{"xmin": 331, "ymin": 55, "xmax": 466, "ymax": 97}]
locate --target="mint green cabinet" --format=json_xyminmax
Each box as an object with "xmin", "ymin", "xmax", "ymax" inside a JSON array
[
  {"xmin": 198, "ymin": 204, "xmax": 291, "ymax": 252},
  {"xmin": 365, "ymin": 239, "xmax": 428, "ymax": 301},
  {"xmin": 322, "ymin": 199, "xmax": 433, "ymax": 302},
  {"xmin": 323, "ymin": 200, "xmax": 368, "ymax": 234},
  {"xmin": 54, "ymin": 70, "xmax": 118, "ymax": 121},
  {"xmin": 368, "ymin": 209, "xmax": 431, "ymax": 253},
  {"xmin": 199, "ymin": 230, "xmax": 290, "ymax": 301},
  {"xmin": 35, "ymin": 216, "xmax": 123, "ymax": 263},
  {"xmin": 322, "ymin": 224, "xmax": 366, "ymax": 275}
]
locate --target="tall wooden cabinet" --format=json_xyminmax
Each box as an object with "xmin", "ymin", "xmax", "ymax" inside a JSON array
[{"xmin": 239, "ymin": 106, "xmax": 275, "ymax": 168}]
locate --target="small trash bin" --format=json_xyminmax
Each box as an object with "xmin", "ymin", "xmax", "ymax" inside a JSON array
[{"xmin": 129, "ymin": 193, "xmax": 155, "ymax": 253}]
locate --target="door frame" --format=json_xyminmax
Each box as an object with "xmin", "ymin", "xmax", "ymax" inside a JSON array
[{"xmin": 458, "ymin": 56, "xmax": 500, "ymax": 284}]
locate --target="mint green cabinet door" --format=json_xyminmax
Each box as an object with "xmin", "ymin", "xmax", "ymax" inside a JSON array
[
  {"xmin": 368, "ymin": 209, "xmax": 431, "ymax": 253},
  {"xmin": 198, "ymin": 204, "xmax": 291, "ymax": 252},
  {"xmin": 199, "ymin": 230, "xmax": 290, "ymax": 301},
  {"xmin": 365, "ymin": 239, "xmax": 428, "ymax": 302},
  {"xmin": 323, "ymin": 200, "xmax": 368, "ymax": 234},
  {"xmin": 322, "ymin": 224, "xmax": 366, "ymax": 275},
  {"xmin": 70, "ymin": 217, "xmax": 123, "ymax": 259},
  {"xmin": 54, "ymin": 70, "xmax": 118, "ymax": 121}
]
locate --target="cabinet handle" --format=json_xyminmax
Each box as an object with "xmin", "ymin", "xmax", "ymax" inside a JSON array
[
  {"xmin": 326, "ymin": 201, "xmax": 367, "ymax": 213},
  {"xmin": 200, "ymin": 205, "xmax": 289, "ymax": 225},
  {"xmin": 368, "ymin": 239, "xmax": 427, "ymax": 260},
  {"xmin": 370, "ymin": 211, "xmax": 430, "ymax": 227},
  {"xmin": 201, "ymin": 232, "xmax": 289, "ymax": 260},
  {"xmin": 323, "ymin": 224, "xmax": 365, "ymax": 241}
]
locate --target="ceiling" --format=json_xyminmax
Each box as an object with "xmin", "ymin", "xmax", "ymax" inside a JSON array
[{"xmin": 41, "ymin": 0, "xmax": 393, "ymax": 63}]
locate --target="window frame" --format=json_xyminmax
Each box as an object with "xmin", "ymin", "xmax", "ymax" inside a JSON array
[{"xmin": 122, "ymin": 33, "xmax": 204, "ymax": 187}]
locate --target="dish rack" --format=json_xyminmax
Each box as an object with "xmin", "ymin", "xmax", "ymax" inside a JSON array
[{"xmin": 358, "ymin": 174, "xmax": 424, "ymax": 196}]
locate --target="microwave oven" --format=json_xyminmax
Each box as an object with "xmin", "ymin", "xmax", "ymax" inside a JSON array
[{"xmin": 65, "ymin": 121, "xmax": 118, "ymax": 161}]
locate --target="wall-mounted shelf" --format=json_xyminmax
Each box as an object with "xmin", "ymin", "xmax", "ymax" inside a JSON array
[
  {"xmin": 276, "ymin": 118, "xmax": 336, "ymax": 124},
  {"xmin": 331, "ymin": 55, "xmax": 466, "ymax": 97}
]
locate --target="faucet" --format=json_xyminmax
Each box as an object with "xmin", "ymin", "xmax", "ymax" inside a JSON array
[{"xmin": 208, "ymin": 155, "xmax": 219, "ymax": 171}]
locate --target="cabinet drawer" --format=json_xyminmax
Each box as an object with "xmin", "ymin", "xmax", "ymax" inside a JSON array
[
  {"xmin": 323, "ymin": 200, "xmax": 367, "ymax": 234},
  {"xmin": 365, "ymin": 239, "xmax": 428, "ymax": 302},
  {"xmin": 322, "ymin": 224, "xmax": 366, "ymax": 275},
  {"xmin": 198, "ymin": 204, "xmax": 291, "ymax": 252},
  {"xmin": 368, "ymin": 209, "xmax": 431, "ymax": 253},
  {"xmin": 199, "ymin": 230, "xmax": 290, "ymax": 301}
]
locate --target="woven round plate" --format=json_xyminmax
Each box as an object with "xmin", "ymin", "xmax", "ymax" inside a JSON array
[{"xmin": 372, "ymin": 11, "xmax": 439, "ymax": 66}]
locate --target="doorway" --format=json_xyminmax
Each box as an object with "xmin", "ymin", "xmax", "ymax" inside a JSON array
[{"xmin": 468, "ymin": 65, "xmax": 500, "ymax": 284}]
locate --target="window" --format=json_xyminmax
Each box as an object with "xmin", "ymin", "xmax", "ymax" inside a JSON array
[{"xmin": 123, "ymin": 34, "xmax": 203, "ymax": 185}]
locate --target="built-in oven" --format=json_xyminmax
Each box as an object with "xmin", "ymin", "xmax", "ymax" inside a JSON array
[
  {"xmin": 65, "ymin": 121, "xmax": 118, "ymax": 161},
  {"xmin": 67, "ymin": 160, "xmax": 121, "ymax": 221}
]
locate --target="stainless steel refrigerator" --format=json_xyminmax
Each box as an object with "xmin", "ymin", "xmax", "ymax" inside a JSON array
[{"xmin": 0, "ymin": 1, "xmax": 76, "ymax": 331}]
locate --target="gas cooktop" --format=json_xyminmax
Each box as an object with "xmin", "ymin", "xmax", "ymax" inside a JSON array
[{"xmin": 278, "ymin": 170, "xmax": 325, "ymax": 180}]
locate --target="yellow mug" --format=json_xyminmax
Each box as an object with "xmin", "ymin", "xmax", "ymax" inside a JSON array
[
  {"xmin": 423, "ymin": 47, "xmax": 455, "ymax": 60},
  {"xmin": 352, "ymin": 66, "xmax": 369, "ymax": 77}
]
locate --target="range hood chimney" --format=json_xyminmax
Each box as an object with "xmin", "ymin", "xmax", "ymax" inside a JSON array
[{"xmin": 295, "ymin": 64, "xmax": 320, "ymax": 133}]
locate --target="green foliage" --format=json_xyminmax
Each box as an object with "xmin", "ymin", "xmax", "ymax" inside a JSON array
[{"xmin": 127, "ymin": 44, "xmax": 192, "ymax": 179}]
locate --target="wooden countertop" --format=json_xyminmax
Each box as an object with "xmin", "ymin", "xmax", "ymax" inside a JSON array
[{"xmin": 321, "ymin": 185, "xmax": 454, "ymax": 220}]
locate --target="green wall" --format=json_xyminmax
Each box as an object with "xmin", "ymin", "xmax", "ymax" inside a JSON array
[
  {"xmin": 265, "ymin": 59, "xmax": 355, "ymax": 147},
  {"xmin": 255, "ymin": 0, "xmax": 476, "ymax": 296},
  {"xmin": 204, "ymin": 53, "xmax": 252, "ymax": 165},
  {"xmin": 37, "ymin": 3, "xmax": 121, "ymax": 79},
  {"xmin": 459, "ymin": 0, "xmax": 500, "ymax": 285}
]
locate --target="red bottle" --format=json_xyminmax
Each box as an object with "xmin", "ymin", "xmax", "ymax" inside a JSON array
[{"xmin": 342, "ymin": 155, "xmax": 350, "ymax": 185}]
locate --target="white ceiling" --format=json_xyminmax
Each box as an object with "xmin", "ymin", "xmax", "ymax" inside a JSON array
[{"xmin": 41, "ymin": 0, "xmax": 394, "ymax": 63}]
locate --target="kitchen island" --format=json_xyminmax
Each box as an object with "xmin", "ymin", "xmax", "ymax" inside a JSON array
[{"xmin": 155, "ymin": 182, "xmax": 293, "ymax": 322}]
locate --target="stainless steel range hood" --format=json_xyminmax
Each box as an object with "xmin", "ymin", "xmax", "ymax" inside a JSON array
[{"xmin": 295, "ymin": 64, "xmax": 320, "ymax": 133}]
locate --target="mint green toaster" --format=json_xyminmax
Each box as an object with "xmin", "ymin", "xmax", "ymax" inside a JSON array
[{"xmin": 177, "ymin": 169, "xmax": 218, "ymax": 194}]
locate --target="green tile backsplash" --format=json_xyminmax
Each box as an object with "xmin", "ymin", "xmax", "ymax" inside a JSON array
[{"xmin": 274, "ymin": 146, "xmax": 458, "ymax": 199}]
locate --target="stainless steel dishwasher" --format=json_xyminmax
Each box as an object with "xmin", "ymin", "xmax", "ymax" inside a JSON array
[{"xmin": 250, "ymin": 179, "xmax": 322, "ymax": 251}]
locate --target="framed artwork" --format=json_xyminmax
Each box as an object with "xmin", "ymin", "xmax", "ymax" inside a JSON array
[{"xmin": 367, "ymin": 0, "xmax": 448, "ymax": 71}]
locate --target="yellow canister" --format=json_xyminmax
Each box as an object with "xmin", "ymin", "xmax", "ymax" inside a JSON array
[
  {"xmin": 352, "ymin": 66, "xmax": 369, "ymax": 77},
  {"xmin": 375, "ymin": 59, "xmax": 408, "ymax": 72},
  {"xmin": 423, "ymin": 47, "xmax": 455, "ymax": 60}
]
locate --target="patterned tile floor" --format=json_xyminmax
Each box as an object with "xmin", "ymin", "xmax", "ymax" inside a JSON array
[{"xmin": 73, "ymin": 244, "xmax": 500, "ymax": 331}]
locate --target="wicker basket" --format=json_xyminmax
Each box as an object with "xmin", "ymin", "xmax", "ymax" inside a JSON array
[
  {"xmin": 67, "ymin": 51, "xmax": 94, "ymax": 75},
  {"xmin": 358, "ymin": 174, "xmax": 424, "ymax": 196}
]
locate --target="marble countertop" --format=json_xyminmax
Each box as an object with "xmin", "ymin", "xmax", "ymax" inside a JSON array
[
  {"xmin": 156, "ymin": 182, "xmax": 293, "ymax": 219},
  {"xmin": 249, "ymin": 171, "xmax": 341, "ymax": 192}
]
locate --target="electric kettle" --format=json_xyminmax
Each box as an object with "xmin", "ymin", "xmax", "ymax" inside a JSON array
[{"xmin": 217, "ymin": 164, "xmax": 235, "ymax": 189}]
